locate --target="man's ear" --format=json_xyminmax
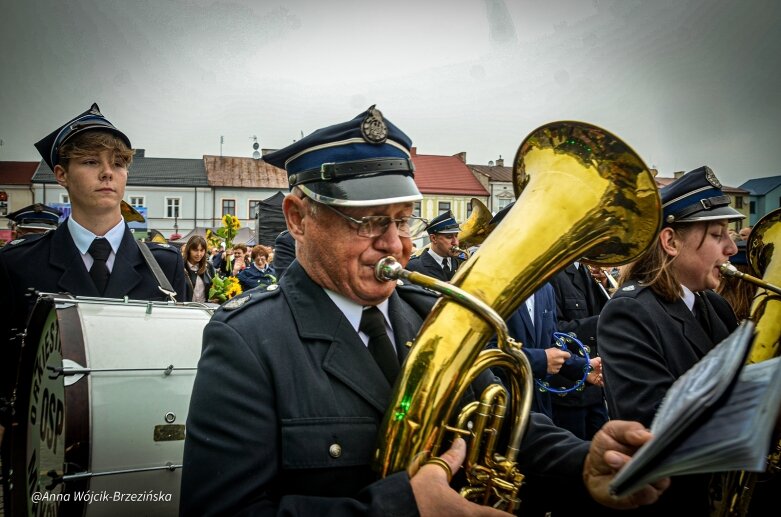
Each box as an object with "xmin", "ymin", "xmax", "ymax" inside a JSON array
[
  {"xmin": 659, "ymin": 227, "xmax": 679, "ymax": 256},
  {"xmin": 53, "ymin": 164, "xmax": 68, "ymax": 188},
  {"xmin": 283, "ymin": 195, "xmax": 307, "ymax": 242}
]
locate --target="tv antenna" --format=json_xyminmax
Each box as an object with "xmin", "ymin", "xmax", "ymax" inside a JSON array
[{"xmin": 250, "ymin": 135, "xmax": 260, "ymax": 160}]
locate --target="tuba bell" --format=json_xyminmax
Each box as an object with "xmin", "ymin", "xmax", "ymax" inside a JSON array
[
  {"xmin": 711, "ymin": 207, "xmax": 781, "ymax": 517},
  {"xmin": 372, "ymin": 121, "xmax": 661, "ymax": 510},
  {"xmin": 457, "ymin": 197, "xmax": 494, "ymax": 249}
]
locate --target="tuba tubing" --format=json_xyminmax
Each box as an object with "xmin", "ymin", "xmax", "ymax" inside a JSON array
[{"xmin": 372, "ymin": 121, "xmax": 661, "ymax": 509}]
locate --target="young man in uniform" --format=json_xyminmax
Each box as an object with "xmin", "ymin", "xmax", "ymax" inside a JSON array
[{"xmin": 0, "ymin": 103, "xmax": 185, "ymax": 445}]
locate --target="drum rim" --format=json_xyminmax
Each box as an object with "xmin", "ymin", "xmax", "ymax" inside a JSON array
[{"xmin": 6, "ymin": 294, "xmax": 91, "ymax": 516}]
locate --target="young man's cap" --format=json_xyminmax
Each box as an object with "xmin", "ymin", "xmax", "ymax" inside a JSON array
[
  {"xmin": 34, "ymin": 103, "xmax": 131, "ymax": 170},
  {"xmin": 660, "ymin": 166, "xmax": 744, "ymax": 225},
  {"xmin": 262, "ymin": 105, "xmax": 421, "ymax": 207},
  {"xmin": 427, "ymin": 210, "xmax": 460, "ymax": 234},
  {"xmin": 7, "ymin": 203, "xmax": 61, "ymax": 230}
]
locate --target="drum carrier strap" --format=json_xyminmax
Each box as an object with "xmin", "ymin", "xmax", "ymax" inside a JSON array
[{"xmin": 135, "ymin": 241, "xmax": 177, "ymax": 302}]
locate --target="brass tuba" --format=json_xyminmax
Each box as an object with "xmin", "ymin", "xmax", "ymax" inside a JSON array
[
  {"xmin": 712, "ymin": 207, "xmax": 781, "ymax": 517},
  {"xmin": 373, "ymin": 121, "xmax": 661, "ymax": 510}
]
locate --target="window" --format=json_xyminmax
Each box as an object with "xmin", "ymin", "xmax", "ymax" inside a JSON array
[
  {"xmin": 497, "ymin": 198, "xmax": 512, "ymax": 211},
  {"xmin": 249, "ymin": 200, "xmax": 262, "ymax": 219},
  {"xmin": 438, "ymin": 201, "xmax": 451, "ymax": 214},
  {"xmin": 750, "ymin": 201, "xmax": 755, "ymax": 214},
  {"xmin": 734, "ymin": 196, "xmax": 743, "ymax": 209},
  {"xmin": 166, "ymin": 197, "xmax": 181, "ymax": 218},
  {"xmin": 60, "ymin": 193, "xmax": 70, "ymax": 203},
  {"xmin": 413, "ymin": 202, "xmax": 421, "ymax": 217},
  {"xmin": 222, "ymin": 199, "xmax": 236, "ymax": 216},
  {"xmin": 129, "ymin": 196, "xmax": 145, "ymax": 207},
  {"xmin": 467, "ymin": 200, "xmax": 473, "ymax": 218}
]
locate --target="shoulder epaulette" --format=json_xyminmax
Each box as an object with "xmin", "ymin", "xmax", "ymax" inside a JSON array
[
  {"xmin": 147, "ymin": 242, "xmax": 178, "ymax": 253},
  {"xmin": 613, "ymin": 280, "xmax": 647, "ymax": 299},
  {"xmin": 0, "ymin": 232, "xmax": 48, "ymax": 253},
  {"xmin": 212, "ymin": 283, "xmax": 282, "ymax": 321}
]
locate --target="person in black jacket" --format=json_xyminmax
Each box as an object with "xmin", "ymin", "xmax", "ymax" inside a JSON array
[
  {"xmin": 181, "ymin": 106, "xmax": 668, "ymax": 516},
  {"xmin": 0, "ymin": 103, "xmax": 185, "ymax": 447},
  {"xmin": 272, "ymin": 229, "xmax": 296, "ymax": 279},
  {"xmin": 182, "ymin": 234, "xmax": 215, "ymax": 302},
  {"xmin": 549, "ymin": 261, "xmax": 609, "ymax": 440},
  {"xmin": 599, "ymin": 166, "xmax": 743, "ymax": 516},
  {"xmin": 405, "ymin": 211, "xmax": 465, "ymax": 282}
]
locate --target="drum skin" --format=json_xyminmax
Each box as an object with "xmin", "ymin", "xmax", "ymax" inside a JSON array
[{"xmin": 5, "ymin": 295, "xmax": 212, "ymax": 516}]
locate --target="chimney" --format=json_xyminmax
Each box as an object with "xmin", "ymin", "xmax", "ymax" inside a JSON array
[
  {"xmin": 453, "ymin": 152, "xmax": 466, "ymax": 163},
  {"xmin": 135, "ymin": 149, "xmax": 145, "ymax": 158},
  {"xmin": 496, "ymin": 155, "xmax": 504, "ymax": 167},
  {"xmin": 673, "ymin": 170, "xmax": 685, "ymax": 179},
  {"xmin": 410, "ymin": 147, "xmax": 417, "ymax": 156}
]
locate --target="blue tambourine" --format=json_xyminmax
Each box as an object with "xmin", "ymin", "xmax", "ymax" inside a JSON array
[{"xmin": 535, "ymin": 332, "xmax": 592, "ymax": 396}]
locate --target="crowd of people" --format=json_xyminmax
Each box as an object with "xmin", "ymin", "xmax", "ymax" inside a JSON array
[{"xmin": 0, "ymin": 103, "xmax": 772, "ymax": 516}]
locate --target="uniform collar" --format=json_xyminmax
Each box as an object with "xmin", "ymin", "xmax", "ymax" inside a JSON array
[
  {"xmin": 680, "ymin": 284, "xmax": 696, "ymax": 313},
  {"xmin": 427, "ymin": 247, "xmax": 447, "ymax": 265},
  {"xmin": 67, "ymin": 216, "xmax": 125, "ymax": 255},
  {"xmin": 324, "ymin": 287, "xmax": 391, "ymax": 337}
]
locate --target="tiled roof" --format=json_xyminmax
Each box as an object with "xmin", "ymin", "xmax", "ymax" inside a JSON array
[
  {"xmin": 655, "ymin": 176, "xmax": 748, "ymax": 194},
  {"xmin": 204, "ymin": 155, "xmax": 288, "ymax": 189},
  {"xmin": 0, "ymin": 161, "xmax": 39, "ymax": 184},
  {"xmin": 412, "ymin": 154, "xmax": 489, "ymax": 196},
  {"xmin": 468, "ymin": 164, "xmax": 513, "ymax": 183},
  {"xmin": 739, "ymin": 176, "xmax": 781, "ymax": 195},
  {"xmin": 31, "ymin": 156, "xmax": 208, "ymax": 186}
]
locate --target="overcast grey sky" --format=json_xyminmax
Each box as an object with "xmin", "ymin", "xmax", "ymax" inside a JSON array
[{"xmin": 1, "ymin": 0, "xmax": 779, "ymax": 187}]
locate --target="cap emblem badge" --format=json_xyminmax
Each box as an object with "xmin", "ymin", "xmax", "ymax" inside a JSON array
[
  {"xmin": 361, "ymin": 105, "xmax": 388, "ymax": 144},
  {"xmin": 704, "ymin": 167, "xmax": 721, "ymax": 188}
]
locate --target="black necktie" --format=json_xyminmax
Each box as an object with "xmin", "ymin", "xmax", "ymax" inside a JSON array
[
  {"xmin": 359, "ymin": 307, "xmax": 400, "ymax": 385},
  {"xmin": 441, "ymin": 258, "xmax": 452, "ymax": 280},
  {"xmin": 88, "ymin": 238, "xmax": 112, "ymax": 295}
]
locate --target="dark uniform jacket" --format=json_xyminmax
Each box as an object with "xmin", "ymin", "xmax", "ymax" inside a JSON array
[
  {"xmin": 405, "ymin": 251, "xmax": 464, "ymax": 282},
  {"xmin": 272, "ymin": 229, "xmax": 296, "ymax": 280},
  {"xmin": 598, "ymin": 281, "xmax": 738, "ymax": 516},
  {"xmin": 0, "ymin": 222, "xmax": 186, "ymax": 409},
  {"xmin": 549, "ymin": 265, "xmax": 608, "ymax": 409},
  {"xmin": 498, "ymin": 284, "xmax": 587, "ymax": 419},
  {"xmin": 181, "ymin": 261, "xmax": 590, "ymax": 516}
]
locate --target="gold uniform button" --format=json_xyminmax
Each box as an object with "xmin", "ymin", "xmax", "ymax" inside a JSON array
[{"xmin": 329, "ymin": 443, "xmax": 342, "ymax": 458}]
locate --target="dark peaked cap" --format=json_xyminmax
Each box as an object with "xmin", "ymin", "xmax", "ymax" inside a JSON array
[
  {"xmin": 660, "ymin": 166, "xmax": 744, "ymax": 226},
  {"xmin": 34, "ymin": 103, "xmax": 131, "ymax": 170},
  {"xmin": 7, "ymin": 203, "xmax": 61, "ymax": 230},
  {"xmin": 262, "ymin": 105, "xmax": 421, "ymax": 207},
  {"xmin": 426, "ymin": 210, "xmax": 460, "ymax": 234}
]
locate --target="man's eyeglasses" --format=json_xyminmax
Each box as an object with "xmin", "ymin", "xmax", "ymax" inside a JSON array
[{"xmin": 320, "ymin": 202, "xmax": 428, "ymax": 238}]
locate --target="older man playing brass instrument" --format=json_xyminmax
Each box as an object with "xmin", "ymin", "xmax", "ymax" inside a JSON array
[{"xmin": 181, "ymin": 106, "xmax": 668, "ymax": 516}]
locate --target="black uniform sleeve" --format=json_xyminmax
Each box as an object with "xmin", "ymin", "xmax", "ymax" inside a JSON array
[{"xmin": 598, "ymin": 296, "xmax": 674, "ymax": 427}]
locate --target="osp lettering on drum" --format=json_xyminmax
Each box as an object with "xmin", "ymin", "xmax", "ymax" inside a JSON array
[
  {"xmin": 26, "ymin": 308, "xmax": 66, "ymax": 515},
  {"xmin": 29, "ymin": 313, "xmax": 64, "ymax": 451}
]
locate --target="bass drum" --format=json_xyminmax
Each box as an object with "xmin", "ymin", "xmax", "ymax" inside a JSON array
[{"xmin": 4, "ymin": 294, "xmax": 213, "ymax": 516}]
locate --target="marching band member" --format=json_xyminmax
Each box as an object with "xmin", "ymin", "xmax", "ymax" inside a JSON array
[
  {"xmin": 0, "ymin": 103, "xmax": 185, "ymax": 445},
  {"xmin": 598, "ymin": 166, "xmax": 743, "ymax": 515},
  {"xmin": 406, "ymin": 211, "xmax": 465, "ymax": 281},
  {"xmin": 181, "ymin": 105, "xmax": 668, "ymax": 516}
]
